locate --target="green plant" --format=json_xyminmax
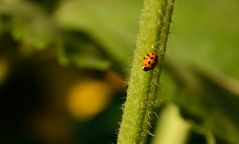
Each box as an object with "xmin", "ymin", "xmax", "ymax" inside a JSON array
[{"xmin": 117, "ymin": 0, "xmax": 175, "ymax": 143}]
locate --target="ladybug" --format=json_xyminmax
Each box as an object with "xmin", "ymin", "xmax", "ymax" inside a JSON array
[{"xmin": 143, "ymin": 52, "xmax": 158, "ymax": 71}]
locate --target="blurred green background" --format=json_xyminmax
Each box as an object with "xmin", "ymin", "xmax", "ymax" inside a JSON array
[{"xmin": 0, "ymin": 0, "xmax": 239, "ymax": 144}]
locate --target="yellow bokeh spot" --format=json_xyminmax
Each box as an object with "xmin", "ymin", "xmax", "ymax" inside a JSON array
[{"xmin": 67, "ymin": 80, "xmax": 112, "ymax": 121}]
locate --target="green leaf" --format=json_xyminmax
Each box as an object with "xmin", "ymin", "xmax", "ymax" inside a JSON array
[
  {"xmin": 54, "ymin": 0, "xmax": 143, "ymax": 68},
  {"xmin": 166, "ymin": 62, "xmax": 239, "ymax": 144},
  {"xmin": 0, "ymin": 1, "xmax": 56, "ymax": 50},
  {"xmin": 58, "ymin": 32, "xmax": 111, "ymax": 71},
  {"xmin": 167, "ymin": 0, "xmax": 239, "ymax": 80},
  {"xmin": 162, "ymin": 0, "xmax": 239, "ymax": 142}
]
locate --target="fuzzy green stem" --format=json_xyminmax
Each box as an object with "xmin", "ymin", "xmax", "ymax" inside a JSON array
[{"xmin": 117, "ymin": 0, "xmax": 175, "ymax": 144}]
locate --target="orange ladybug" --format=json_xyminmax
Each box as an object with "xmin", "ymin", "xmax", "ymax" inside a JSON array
[{"xmin": 143, "ymin": 52, "xmax": 158, "ymax": 71}]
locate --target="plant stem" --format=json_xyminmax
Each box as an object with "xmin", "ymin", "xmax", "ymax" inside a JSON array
[{"xmin": 117, "ymin": 0, "xmax": 175, "ymax": 143}]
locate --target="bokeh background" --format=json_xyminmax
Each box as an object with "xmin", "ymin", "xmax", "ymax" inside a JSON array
[{"xmin": 0, "ymin": 0, "xmax": 239, "ymax": 144}]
